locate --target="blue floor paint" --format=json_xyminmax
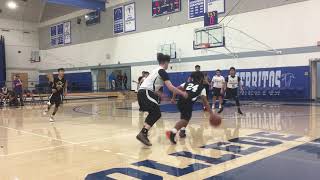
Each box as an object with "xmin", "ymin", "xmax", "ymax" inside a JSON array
[
  {"xmin": 205, "ymin": 142, "xmax": 320, "ymax": 180},
  {"xmin": 312, "ymin": 138, "xmax": 320, "ymax": 143}
]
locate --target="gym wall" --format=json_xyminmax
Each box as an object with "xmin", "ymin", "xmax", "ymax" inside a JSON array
[{"xmin": 37, "ymin": 0, "xmax": 320, "ymax": 99}]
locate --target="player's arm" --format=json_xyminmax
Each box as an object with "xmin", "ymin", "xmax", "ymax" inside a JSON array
[
  {"xmin": 158, "ymin": 69, "xmax": 188, "ymax": 98},
  {"xmin": 165, "ymin": 81, "xmax": 188, "ymax": 98},
  {"xmin": 200, "ymin": 89, "xmax": 213, "ymax": 115},
  {"xmin": 221, "ymin": 77, "xmax": 225, "ymax": 94},
  {"xmin": 64, "ymin": 81, "xmax": 68, "ymax": 96},
  {"xmin": 238, "ymin": 77, "xmax": 244, "ymax": 92},
  {"xmin": 223, "ymin": 76, "xmax": 228, "ymax": 91},
  {"xmin": 51, "ymin": 80, "xmax": 57, "ymax": 93},
  {"xmin": 18, "ymin": 79, "xmax": 23, "ymax": 86},
  {"xmin": 171, "ymin": 83, "xmax": 185, "ymax": 103},
  {"xmin": 210, "ymin": 78, "xmax": 214, "ymax": 90}
]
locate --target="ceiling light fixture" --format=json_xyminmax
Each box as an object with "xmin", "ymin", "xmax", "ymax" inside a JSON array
[{"xmin": 7, "ymin": 1, "xmax": 18, "ymax": 10}]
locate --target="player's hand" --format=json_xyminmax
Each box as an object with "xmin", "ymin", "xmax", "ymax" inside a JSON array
[
  {"xmin": 240, "ymin": 88, "xmax": 244, "ymax": 93},
  {"xmin": 181, "ymin": 91, "xmax": 188, "ymax": 99},
  {"xmin": 220, "ymin": 89, "xmax": 224, "ymax": 94},
  {"xmin": 52, "ymin": 89, "xmax": 57, "ymax": 93},
  {"xmin": 170, "ymin": 98, "xmax": 176, "ymax": 104}
]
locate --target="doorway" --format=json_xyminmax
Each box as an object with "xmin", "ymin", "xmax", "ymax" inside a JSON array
[
  {"xmin": 310, "ymin": 59, "xmax": 320, "ymax": 100},
  {"xmin": 97, "ymin": 69, "xmax": 107, "ymax": 91},
  {"xmin": 91, "ymin": 67, "xmax": 131, "ymax": 91},
  {"xmin": 317, "ymin": 62, "xmax": 320, "ymax": 99},
  {"xmin": 11, "ymin": 73, "xmax": 28, "ymax": 90},
  {"xmin": 106, "ymin": 67, "xmax": 131, "ymax": 90}
]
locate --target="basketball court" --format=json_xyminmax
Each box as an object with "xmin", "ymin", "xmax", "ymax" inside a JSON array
[{"xmin": 0, "ymin": 0, "xmax": 320, "ymax": 180}]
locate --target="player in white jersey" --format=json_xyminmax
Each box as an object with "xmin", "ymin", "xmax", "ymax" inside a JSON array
[
  {"xmin": 136, "ymin": 53, "xmax": 188, "ymax": 146},
  {"xmin": 218, "ymin": 67, "xmax": 243, "ymax": 115},
  {"xmin": 211, "ymin": 69, "xmax": 225, "ymax": 110}
]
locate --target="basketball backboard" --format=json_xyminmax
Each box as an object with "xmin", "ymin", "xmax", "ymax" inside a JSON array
[
  {"xmin": 193, "ymin": 24, "xmax": 225, "ymax": 50},
  {"xmin": 157, "ymin": 42, "xmax": 177, "ymax": 59}
]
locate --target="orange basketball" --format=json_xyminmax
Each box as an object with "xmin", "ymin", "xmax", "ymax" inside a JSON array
[{"xmin": 209, "ymin": 113, "xmax": 222, "ymax": 127}]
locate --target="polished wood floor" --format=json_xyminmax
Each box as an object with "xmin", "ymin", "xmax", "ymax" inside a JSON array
[{"xmin": 0, "ymin": 99, "xmax": 319, "ymax": 180}]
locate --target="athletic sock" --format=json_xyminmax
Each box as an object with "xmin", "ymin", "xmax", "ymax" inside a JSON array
[
  {"xmin": 141, "ymin": 128, "xmax": 148, "ymax": 135},
  {"xmin": 171, "ymin": 128, "xmax": 178, "ymax": 134}
]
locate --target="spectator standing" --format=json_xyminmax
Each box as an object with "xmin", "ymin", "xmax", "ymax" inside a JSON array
[
  {"xmin": 123, "ymin": 73, "xmax": 128, "ymax": 90},
  {"xmin": 109, "ymin": 72, "xmax": 116, "ymax": 90},
  {"xmin": 13, "ymin": 75, "xmax": 24, "ymax": 106}
]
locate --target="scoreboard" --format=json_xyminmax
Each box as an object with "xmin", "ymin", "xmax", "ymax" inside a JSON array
[{"xmin": 152, "ymin": 0, "xmax": 181, "ymax": 17}]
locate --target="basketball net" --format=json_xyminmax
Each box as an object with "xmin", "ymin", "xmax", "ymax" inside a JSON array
[{"xmin": 200, "ymin": 43, "xmax": 210, "ymax": 55}]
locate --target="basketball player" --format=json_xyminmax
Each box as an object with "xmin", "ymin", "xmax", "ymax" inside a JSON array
[
  {"xmin": 218, "ymin": 67, "xmax": 243, "ymax": 115},
  {"xmin": 167, "ymin": 71, "xmax": 214, "ymax": 144},
  {"xmin": 44, "ymin": 68, "xmax": 67, "ymax": 122},
  {"xmin": 211, "ymin": 69, "xmax": 225, "ymax": 110},
  {"xmin": 133, "ymin": 71, "xmax": 149, "ymax": 91},
  {"xmin": 187, "ymin": 65, "xmax": 201, "ymax": 82},
  {"xmin": 140, "ymin": 71, "xmax": 149, "ymax": 85},
  {"xmin": 195, "ymin": 65, "xmax": 201, "ymax": 72},
  {"xmin": 136, "ymin": 53, "xmax": 188, "ymax": 146}
]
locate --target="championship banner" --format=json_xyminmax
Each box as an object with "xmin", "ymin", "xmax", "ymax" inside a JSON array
[
  {"xmin": 189, "ymin": 0, "xmax": 205, "ymax": 19},
  {"xmin": 124, "ymin": 3, "xmax": 136, "ymax": 33},
  {"xmin": 113, "ymin": 6, "xmax": 124, "ymax": 34},
  {"xmin": 50, "ymin": 21, "xmax": 72, "ymax": 46},
  {"xmin": 206, "ymin": 0, "xmax": 225, "ymax": 14},
  {"xmin": 57, "ymin": 23, "xmax": 64, "ymax": 45},
  {"xmin": 50, "ymin": 26, "xmax": 57, "ymax": 46},
  {"xmin": 64, "ymin": 21, "xmax": 71, "ymax": 44}
]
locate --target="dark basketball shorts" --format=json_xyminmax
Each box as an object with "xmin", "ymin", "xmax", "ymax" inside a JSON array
[
  {"xmin": 177, "ymin": 101, "xmax": 193, "ymax": 121},
  {"xmin": 212, "ymin": 87, "xmax": 222, "ymax": 97},
  {"xmin": 225, "ymin": 88, "xmax": 239, "ymax": 99},
  {"xmin": 49, "ymin": 94, "xmax": 63, "ymax": 108}
]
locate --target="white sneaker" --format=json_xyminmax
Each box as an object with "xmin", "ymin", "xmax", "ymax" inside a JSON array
[
  {"xmin": 47, "ymin": 101, "xmax": 51, "ymax": 106},
  {"xmin": 49, "ymin": 116, "xmax": 54, "ymax": 122}
]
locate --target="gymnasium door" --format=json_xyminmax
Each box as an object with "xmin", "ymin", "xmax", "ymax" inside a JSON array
[
  {"xmin": 11, "ymin": 73, "xmax": 28, "ymax": 90},
  {"xmin": 105, "ymin": 67, "xmax": 131, "ymax": 90},
  {"xmin": 97, "ymin": 70, "xmax": 107, "ymax": 91},
  {"xmin": 317, "ymin": 62, "xmax": 320, "ymax": 99}
]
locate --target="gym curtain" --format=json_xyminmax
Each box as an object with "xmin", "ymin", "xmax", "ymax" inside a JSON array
[{"xmin": 0, "ymin": 35, "xmax": 6, "ymax": 86}]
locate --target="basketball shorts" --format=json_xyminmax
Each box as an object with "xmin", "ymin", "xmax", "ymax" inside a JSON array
[
  {"xmin": 225, "ymin": 88, "xmax": 238, "ymax": 99},
  {"xmin": 49, "ymin": 93, "xmax": 62, "ymax": 108},
  {"xmin": 212, "ymin": 87, "xmax": 222, "ymax": 97},
  {"xmin": 177, "ymin": 100, "xmax": 193, "ymax": 121},
  {"xmin": 137, "ymin": 89, "xmax": 160, "ymax": 112}
]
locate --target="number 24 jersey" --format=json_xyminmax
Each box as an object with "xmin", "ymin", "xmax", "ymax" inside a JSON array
[{"xmin": 179, "ymin": 82, "xmax": 206, "ymax": 103}]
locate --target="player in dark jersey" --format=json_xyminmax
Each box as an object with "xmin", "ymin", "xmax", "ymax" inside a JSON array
[
  {"xmin": 136, "ymin": 53, "xmax": 188, "ymax": 146},
  {"xmin": 167, "ymin": 71, "xmax": 214, "ymax": 144},
  {"xmin": 44, "ymin": 68, "xmax": 67, "ymax": 122}
]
